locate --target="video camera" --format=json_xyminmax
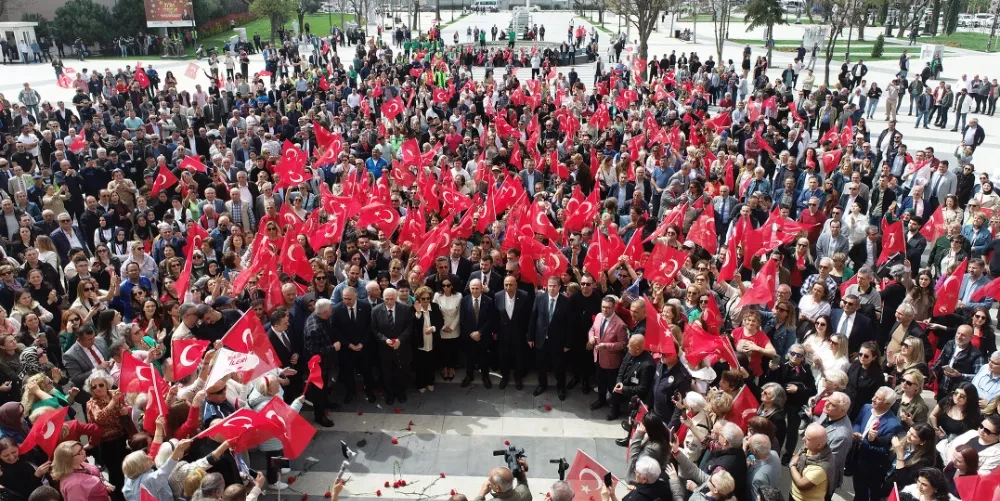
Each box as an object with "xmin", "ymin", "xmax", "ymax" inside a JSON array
[{"xmin": 493, "ymin": 444, "xmax": 527, "ymax": 477}]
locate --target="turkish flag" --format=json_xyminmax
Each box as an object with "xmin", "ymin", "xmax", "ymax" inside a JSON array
[
  {"xmin": 688, "ymin": 202, "xmax": 717, "ymax": 254},
  {"xmin": 622, "ymin": 228, "xmax": 645, "ymax": 267},
  {"xmin": 591, "ymin": 104, "xmax": 610, "ymax": 130},
  {"xmin": 528, "ymin": 203, "xmax": 560, "ymax": 242},
  {"xmin": 415, "ymin": 224, "xmax": 453, "ymax": 274},
  {"xmin": 418, "ymin": 171, "xmax": 441, "ymax": 212},
  {"xmin": 356, "ymin": 202, "xmax": 401, "ymax": 235},
  {"xmin": 57, "ymin": 67, "xmax": 76, "ymax": 88},
  {"xmin": 400, "ymin": 138, "xmax": 421, "ymax": 166},
  {"xmin": 196, "ymin": 408, "xmax": 282, "ymax": 452},
  {"xmin": 683, "ymin": 321, "xmax": 740, "ymax": 369},
  {"xmin": 565, "ymin": 450, "xmax": 618, "ymax": 496},
  {"xmin": 755, "ymin": 127, "xmax": 775, "ymax": 155},
  {"xmin": 886, "ymin": 483, "xmax": 900, "ymax": 501},
  {"xmin": 494, "ymin": 175, "xmax": 526, "ymax": 209},
  {"xmin": 179, "ymin": 155, "xmax": 207, "ymax": 173},
  {"xmin": 259, "ymin": 396, "xmax": 316, "ymax": 459},
  {"xmin": 840, "ymin": 118, "xmax": 854, "ymax": 149},
  {"xmin": 582, "ymin": 230, "xmax": 611, "ymax": 279},
  {"xmin": 18, "ymin": 406, "xmax": 69, "ymax": 457},
  {"xmin": 172, "ymin": 234, "xmax": 195, "ymax": 303},
  {"xmin": 822, "ymin": 149, "xmax": 844, "ymax": 173},
  {"xmin": 312, "ymin": 214, "xmax": 345, "ymax": 248},
  {"xmin": 277, "ymin": 202, "xmax": 303, "ymax": 229},
  {"xmin": 933, "ymin": 258, "xmax": 968, "ymax": 316},
  {"xmin": 737, "ymin": 257, "xmax": 778, "ymax": 308},
  {"xmin": 68, "ymin": 133, "xmax": 87, "ymax": 154},
  {"xmin": 725, "ymin": 386, "xmax": 760, "ymax": 431},
  {"xmin": 134, "ymin": 67, "xmax": 150, "ymax": 89},
  {"xmin": 920, "ymin": 205, "xmax": 947, "ymax": 243},
  {"xmin": 182, "ymin": 221, "xmax": 208, "ymax": 257},
  {"xmin": 119, "ymin": 350, "xmax": 157, "ymax": 394},
  {"xmin": 275, "ymin": 141, "xmax": 308, "ymax": 190},
  {"xmin": 973, "ymin": 275, "xmax": 1000, "ymax": 302},
  {"xmin": 877, "ymin": 220, "xmax": 906, "ymax": 265},
  {"xmin": 702, "ymin": 294, "xmax": 723, "ymax": 333},
  {"xmin": 538, "ymin": 241, "xmax": 569, "ymax": 281},
  {"xmin": 184, "ymin": 62, "xmax": 200, "ymax": 79},
  {"xmin": 433, "ymin": 87, "xmax": 450, "ymax": 104},
  {"xmin": 954, "ymin": 473, "xmax": 1000, "ymax": 501},
  {"xmin": 381, "ymin": 96, "xmax": 405, "ymax": 121},
  {"xmin": 279, "ymin": 230, "xmax": 314, "ymax": 281},
  {"xmin": 151, "ymin": 165, "xmax": 178, "ymax": 196},
  {"xmin": 305, "ymin": 354, "xmax": 324, "ymax": 390},
  {"xmin": 172, "ymin": 338, "xmax": 209, "ymax": 381},
  {"xmin": 643, "ymin": 244, "xmax": 687, "ymax": 285},
  {"xmin": 789, "ymin": 104, "xmax": 806, "ymax": 123},
  {"xmin": 142, "ymin": 369, "xmax": 169, "ymax": 434},
  {"xmin": 318, "ymin": 76, "xmax": 329, "ymax": 91},
  {"xmin": 839, "ymin": 274, "xmax": 859, "ymax": 297},
  {"xmin": 564, "ymin": 186, "xmax": 600, "ymax": 232},
  {"xmin": 642, "ymin": 297, "xmax": 676, "ymax": 357},
  {"xmin": 141, "ymin": 486, "xmax": 157, "ymax": 501},
  {"xmin": 221, "ymin": 309, "xmax": 279, "ymax": 368},
  {"xmin": 719, "ymin": 216, "xmax": 748, "ymax": 281}
]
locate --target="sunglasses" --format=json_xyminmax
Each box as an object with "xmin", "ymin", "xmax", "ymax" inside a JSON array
[
  {"xmin": 788, "ymin": 352, "xmax": 804, "ymax": 358},
  {"xmin": 442, "ymin": 283, "xmax": 453, "ymax": 288},
  {"xmin": 902, "ymin": 379, "xmax": 916, "ymax": 386},
  {"xmin": 982, "ymin": 425, "xmax": 998, "ymax": 435},
  {"xmin": 83, "ymin": 287, "xmax": 94, "ymax": 292},
  {"xmin": 815, "ymin": 322, "xmax": 827, "ymax": 326},
  {"xmin": 92, "ymin": 383, "xmax": 106, "ymax": 389}
]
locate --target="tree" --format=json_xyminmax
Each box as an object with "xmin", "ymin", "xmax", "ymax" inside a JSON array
[
  {"xmin": 111, "ymin": 0, "xmax": 148, "ymax": 37},
  {"xmin": 708, "ymin": 0, "xmax": 734, "ymax": 64},
  {"xmin": 349, "ymin": 0, "xmax": 370, "ymax": 30},
  {"xmin": 297, "ymin": 0, "xmax": 322, "ymax": 32},
  {"xmin": 250, "ymin": 0, "xmax": 294, "ymax": 41},
  {"xmin": 820, "ymin": 0, "xmax": 851, "ymax": 85},
  {"xmin": 743, "ymin": 0, "xmax": 786, "ymax": 67},
  {"xmin": 20, "ymin": 13, "xmax": 52, "ymax": 40},
  {"xmin": 610, "ymin": 0, "xmax": 677, "ymax": 65},
  {"xmin": 943, "ymin": 0, "xmax": 966, "ymax": 34},
  {"xmin": 53, "ymin": 0, "xmax": 114, "ymax": 43}
]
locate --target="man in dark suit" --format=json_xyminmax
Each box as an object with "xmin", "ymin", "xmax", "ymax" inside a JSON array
[
  {"xmin": 303, "ymin": 299, "xmax": 339, "ymax": 427},
  {"xmin": 425, "ymin": 256, "xmax": 462, "ymax": 295},
  {"xmin": 830, "ymin": 294, "xmax": 876, "ymax": 355},
  {"xmin": 852, "ymin": 387, "xmax": 902, "ymax": 501},
  {"xmin": 331, "ymin": 286, "xmax": 376, "ymax": 403},
  {"xmin": 370, "ymin": 288, "xmax": 413, "ymax": 404},
  {"xmin": 466, "ymin": 254, "xmax": 503, "ymax": 295},
  {"xmin": 460, "ymin": 278, "xmax": 495, "ymax": 388},
  {"xmin": 49, "ymin": 212, "xmax": 92, "ymax": 265},
  {"xmin": 606, "ymin": 172, "xmax": 635, "ymax": 206},
  {"xmin": 447, "ymin": 240, "xmax": 473, "ymax": 286},
  {"xmin": 494, "ymin": 276, "xmax": 530, "ymax": 389},
  {"xmin": 528, "ymin": 276, "xmax": 573, "ymax": 400},
  {"xmin": 905, "ymin": 218, "xmax": 927, "ymax": 274},
  {"xmin": 267, "ymin": 308, "xmax": 304, "ymax": 403},
  {"xmin": 848, "ymin": 226, "xmax": 882, "ymax": 271}
]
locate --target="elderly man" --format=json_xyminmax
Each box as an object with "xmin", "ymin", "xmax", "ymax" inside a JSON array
[
  {"xmin": 588, "ymin": 296, "xmax": 627, "ymax": 412},
  {"xmin": 790, "ymin": 424, "xmax": 831, "ymax": 501},
  {"xmin": 331, "ymin": 287, "xmax": 376, "ymax": 404},
  {"xmin": 815, "ymin": 392, "xmax": 853, "ymax": 498},
  {"xmin": 972, "ymin": 351, "xmax": 1000, "ymax": 402},
  {"xmin": 852, "ymin": 387, "xmax": 902, "ymax": 501},
  {"xmin": 529, "ymin": 276, "xmax": 572, "ymax": 400},
  {"xmin": 616, "ymin": 456, "xmax": 670, "ymax": 501},
  {"xmin": 933, "ymin": 324, "xmax": 984, "ymax": 396},
  {"xmin": 474, "ymin": 459, "xmax": 531, "ymax": 501},
  {"xmin": 815, "ymin": 220, "xmax": 850, "ymax": 261},
  {"xmin": 800, "ymin": 257, "xmax": 838, "ymax": 302},
  {"xmin": 371, "ymin": 288, "xmax": 413, "ymax": 405},
  {"xmin": 672, "ymin": 420, "xmax": 743, "ymax": 499},
  {"xmin": 461, "ymin": 278, "xmax": 495, "ymax": 388},
  {"xmin": 609, "ymin": 335, "xmax": 654, "ymax": 425},
  {"xmin": 304, "ymin": 298, "xmax": 339, "ymax": 427},
  {"xmin": 830, "ymin": 293, "xmax": 876, "ymax": 354},
  {"xmin": 745, "ymin": 434, "xmax": 781, "ymax": 501}
]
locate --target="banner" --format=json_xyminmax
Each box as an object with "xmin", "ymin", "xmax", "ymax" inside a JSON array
[{"xmin": 145, "ymin": 0, "xmax": 196, "ymax": 28}]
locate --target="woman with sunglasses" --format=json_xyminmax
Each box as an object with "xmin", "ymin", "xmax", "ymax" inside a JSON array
[
  {"xmin": 889, "ymin": 337, "xmax": 930, "ymax": 387},
  {"xmin": 930, "ymin": 382, "xmax": 982, "ymax": 452},
  {"xmin": 897, "ymin": 369, "xmax": 930, "ymax": 431},
  {"xmin": 412, "ymin": 286, "xmax": 444, "ymax": 393},
  {"xmin": 762, "ymin": 343, "xmax": 817, "ymax": 464},
  {"xmin": 51, "ymin": 440, "xmax": 113, "ymax": 501},
  {"xmin": 70, "ymin": 277, "xmax": 119, "ymax": 325},
  {"xmin": 84, "ymin": 370, "xmax": 128, "ymax": 496},
  {"xmin": 433, "ymin": 277, "xmax": 461, "ymax": 382},
  {"xmin": 801, "ymin": 314, "xmax": 833, "ymax": 380},
  {"xmin": 841, "ymin": 340, "xmax": 885, "ymax": 418}
]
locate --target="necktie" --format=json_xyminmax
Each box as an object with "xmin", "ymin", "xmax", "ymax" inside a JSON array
[
  {"xmin": 600, "ymin": 318, "xmax": 607, "ymax": 336},
  {"xmin": 932, "ymin": 174, "xmax": 943, "ymax": 198},
  {"xmin": 474, "ymin": 297, "xmax": 480, "ymax": 322},
  {"xmin": 350, "ymin": 307, "xmax": 355, "ymax": 322},
  {"xmin": 388, "ymin": 308, "xmax": 394, "ymax": 328},
  {"xmin": 87, "ymin": 345, "xmax": 102, "ymax": 365},
  {"xmin": 279, "ymin": 331, "xmax": 290, "ymax": 350},
  {"xmin": 548, "ymin": 297, "xmax": 556, "ymax": 320}
]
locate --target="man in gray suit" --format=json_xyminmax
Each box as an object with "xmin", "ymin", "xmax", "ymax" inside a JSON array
[
  {"xmin": 518, "ymin": 159, "xmax": 544, "ymax": 197},
  {"xmin": 814, "ymin": 391, "xmax": 854, "ymax": 497},
  {"xmin": 924, "ymin": 160, "xmax": 956, "ymax": 206},
  {"xmin": 63, "ymin": 325, "xmax": 111, "ymax": 407},
  {"xmin": 371, "ymin": 288, "xmax": 413, "ymax": 405},
  {"xmin": 815, "ymin": 220, "xmax": 851, "ymax": 260}
]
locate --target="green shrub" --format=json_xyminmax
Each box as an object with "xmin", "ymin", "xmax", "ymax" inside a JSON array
[{"xmin": 871, "ymin": 34, "xmax": 885, "ymax": 57}]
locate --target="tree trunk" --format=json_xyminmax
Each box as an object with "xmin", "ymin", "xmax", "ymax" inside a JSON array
[
  {"xmin": 270, "ymin": 13, "xmax": 282, "ymax": 42},
  {"xmin": 766, "ymin": 24, "xmax": 773, "ymax": 67},
  {"xmin": 896, "ymin": 10, "xmax": 906, "ymax": 37},
  {"xmin": 823, "ymin": 28, "xmax": 841, "ymax": 85},
  {"xmin": 857, "ymin": 10, "xmax": 867, "ymax": 41},
  {"xmin": 298, "ymin": 11, "xmax": 306, "ymax": 34},
  {"xmin": 436, "ymin": 0, "xmax": 441, "ymax": 21}
]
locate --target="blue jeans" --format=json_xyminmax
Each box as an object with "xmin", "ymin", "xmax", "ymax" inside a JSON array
[
  {"xmin": 867, "ymin": 98, "xmax": 879, "ymax": 118},
  {"xmin": 915, "ymin": 109, "xmax": 929, "ymax": 127},
  {"xmin": 956, "ymin": 112, "xmax": 967, "ymax": 131}
]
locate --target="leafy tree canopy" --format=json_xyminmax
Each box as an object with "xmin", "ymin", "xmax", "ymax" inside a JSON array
[{"xmin": 53, "ymin": 0, "xmax": 115, "ymax": 43}]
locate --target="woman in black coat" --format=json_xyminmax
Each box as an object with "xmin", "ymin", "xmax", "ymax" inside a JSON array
[
  {"xmin": 846, "ymin": 341, "xmax": 887, "ymax": 420},
  {"xmin": 763, "ymin": 342, "xmax": 817, "ymax": 464},
  {"xmin": 411, "ymin": 286, "xmax": 444, "ymax": 393}
]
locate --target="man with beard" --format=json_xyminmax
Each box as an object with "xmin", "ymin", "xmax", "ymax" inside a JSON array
[
  {"xmin": 608, "ymin": 335, "xmax": 654, "ymax": 424},
  {"xmin": 567, "ymin": 273, "xmax": 602, "ymax": 395}
]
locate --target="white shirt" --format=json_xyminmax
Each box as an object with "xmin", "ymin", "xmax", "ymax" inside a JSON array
[
  {"xmin": 836, "ymin": 312, "xmax": 855, "ymax": 337},
  {"xmin": 81, "ymin": 342, "xmax": 104, "ymax": 367},
  {"xmin": 863, "ymin": 408, "xmax": 887, "ymax": 436},
  {"xmin": 505, "ymin": 293, "xmax": 515, "ymax": 318},
  {"xmin": 65, "ymin": 228, "xmax": 82, "ymax": 249}
]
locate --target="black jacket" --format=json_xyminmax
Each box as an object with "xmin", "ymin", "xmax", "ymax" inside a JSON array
[
  {"xmin": 622, "ymin": 476, "xmax": 673, "ymax": 501},
  {"xmin": 616, "ymin": 351, "xmax": 655, "ymax": 405},
  {"xmin": 763, "ymin": 361, "xmax": 817, "ymax": 409},
  {"xmin": 845, "ymin": 360, "xmax": 886, "ymax": 420},
  {"xmin": 704, "ymin": 447, "xmax": 748, "ymax": 501}
]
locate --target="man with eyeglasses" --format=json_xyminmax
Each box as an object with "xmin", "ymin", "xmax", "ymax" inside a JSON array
[
  {"xmin": 944, "ymin": 414, "xmax": 1000, "ymax": 474},
  {"xmin": 567, "ymin": 273, "xmax": 603, "ymax": 396},
  {"xmin": 799, "ymin": 257, "xmax": 838, "ymax": 303},
  {"xmin": 460, "ymin": 279, "xmax": 495, "ymax": 389},
  {"xmin": 971, "ymin": 351, "xmax": 1000, "ymax": 403},
  {"xmin": 115, "ymin": 262, "xmax": 153, "ymax": 321},
  {"xmin": 830, "ymin": 293, "xmax": 875, "ymax": 355},
  {"xmin": 494, "ymin": 276, "xmax": 530, "ymax": 390},
  {"xmin": 49, "ymin": 212, "xmax": 91, "ymax": 266},
  {"xmin": 851, "ymin": 387, "xmax": 902, "ymax": 501}
]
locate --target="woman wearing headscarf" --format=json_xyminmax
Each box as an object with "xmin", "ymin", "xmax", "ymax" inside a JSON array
[{"xmin": 0, "ymin": 402, "xmax": 30, "ymax": 443}]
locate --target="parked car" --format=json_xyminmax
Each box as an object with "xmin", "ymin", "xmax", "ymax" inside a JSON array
[
  {"xmin": 958, "ymin": 14, "xmax": 974, "ymax": 27},
  {"xmin": 974, "ymin": 13, "xmax": 995, "ymax": 27}
]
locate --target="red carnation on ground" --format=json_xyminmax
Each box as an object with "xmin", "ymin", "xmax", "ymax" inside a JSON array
[
  {"xmin": 287, "ymin": 476, "xmax": 296, "ymax": 484},
  {"xmin": 393, "ymin": 481, "xmax": 400, "ymax": 488},
  {"xmin": 544, "ymin": 404, "xmax": 552, "ymax": 411},
  {"xmin": 408, "ymin": 420, "xmax": 414, "ymax": 425},
  {"xmin": 358, "ymin": 411, "xmax": 363, "ymax": 416},
  {"xmin": 324, "ymin": 492, "xmax": 332, "ymax": 498},
  {"xmin": 376, "ymin": 490, "xmax": 382, "ymax": 497},
  {"xmin": 451, "ymin": 489, "xmax": 457, "ymax": 495},
  {"xmin": 400, "ymin": 480, "xmax": 407, "ymax": 486},
  {"xmin": 391, "ymin": 438, "xmax": 399, "ymax": 444},
  {"xmin": 384, "ymin": 481, "xmax": 390, "ymax": 488},
  {"xmin": 395, "ymin": 408, "xmax": 402, "ymax": 414},
  {"xmin": 302, "ymin": 495, "xmax": 308, "ymax": 501},
  {"xmin": 440, "ymin": 473, "xmax": 446, "ymax": 478}
]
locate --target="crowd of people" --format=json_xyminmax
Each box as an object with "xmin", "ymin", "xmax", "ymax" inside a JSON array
[{"xmin": 0, "ymin": 11, "xmax": 994, "ymax": 501}]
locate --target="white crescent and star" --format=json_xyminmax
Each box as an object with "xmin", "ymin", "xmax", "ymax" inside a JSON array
[
  {"xmin": 179, "ymin": 344, "xmax": 200, "ymax": 367},
  {"xmin": 42, "ymin": 421, "xmax": 56, "ymax": 439},
  {"xmin": 577, "ymin": 468, "xmax": 602, "ymax": 493},
  {"xmin": 224, "ymin": 415, "xmax": 254, "ymax": 429},
  {"xmin": 135, "ymin": 366, "xmax": 151, "ymax": 382},
  {"xmin": 241, "ymin": 328, "xmax": 253, "ymax": 350}
]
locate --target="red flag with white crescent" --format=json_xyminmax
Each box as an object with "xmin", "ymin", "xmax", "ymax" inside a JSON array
[
  {"xmin": 642, "ymin": 296, "xmax": 676, "ymax": 357},
  {"xmin": 171, "ymin": 338, "xmax": 210, "ymax": 382},
  {"xmin": 920, "ymin": 204, "xmax": 947, "ymax": 243},
  {"xmin": 119, "ymin": 350, "xmax": 156, "ymax": 394},
  {"xmin": 381, "ymin": 96, "xmax": 404, "ymax": 121},
  {"xmin": 725, "ymin": 385, "xmax": 761, "ymax": 430},
  {"xmin": 195, "ymin": 408, "xmax": 282, "ymax": 452},
  {"xmin": 151, "ymin": 165, "xmax": 178, "ymax": 196},
  {"xmin": 683, "ymin": 321, "xmax": 740, "ymax": 369},
  {"xmin": 565, "ymin": 450, "xmax": 618, "ymax": 496},
  {"xmin": 642, "ymin": 243, "xmax": 687, "ymax": 285},
  {"xmin": 878, "ymin": 219, "xmax": 906, "ymax": 265},
  {"xmin": 933, "ymin": 258, "xmax": 968, "ymax": 316},
  {"xmin": 259, "ymin": 396, "xmax": 316, "ymax": 459},
  {"xmin": 179, "ymin": 155, "xmax": 208, "ymax": 173},
  {"xmin": 356, "ymin": 202, "xmax": 401, "ymax": 235},
  {"xmin": 18, "ymin": 406, "xmax": 69, "ymax": 457},
  {"xmin": 737, "ymin": 257, "xmax": 779, "ymax": 308},
  {"xmin": 219, "ymin": 310, "xmax": 281, "ymax": 382}
]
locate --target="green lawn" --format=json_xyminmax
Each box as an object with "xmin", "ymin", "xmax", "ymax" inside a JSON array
[
  {"xmin": 919, "ymin": 32, "xmax": 994, "ymax": 51},
  {"xmin": 195, "ymin": 13, "xmax": 358, "ymax": 54}
]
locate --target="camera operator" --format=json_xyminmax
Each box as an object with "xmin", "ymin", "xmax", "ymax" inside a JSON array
[{"xmin": 476, "ymin": 458, "xmax": 532, "ymax": 501}]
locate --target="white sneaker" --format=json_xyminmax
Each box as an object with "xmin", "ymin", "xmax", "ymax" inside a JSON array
[
  {"xmin": 280, "ymin": 467, "xmax": 291, "ymax": 474},
  {"xmin": 269, "ymin": 481, "xmax": 289, "ymax": 490},
  {"xmin": 427, "ymin": 385, "xmax": 434, "ymax": 392}
]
